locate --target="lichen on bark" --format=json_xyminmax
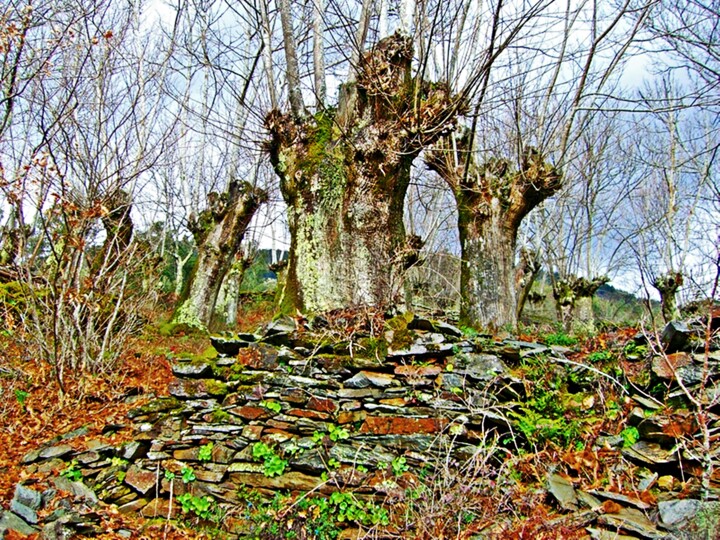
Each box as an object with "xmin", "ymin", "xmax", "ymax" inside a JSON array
[
  {"xmin": 653, "ymin": 271, "xmax": 683, "ymax": 323},
  {"xmin": 266, "ymin": 33, "xmax": 463, "ymax": 315},
  {"xmin": 552, "ymin": 275, "xmax": 609, "ymax": 332},
  {"xmin": 173, "ymin": 180, "xmax": 267, "ymax": 331},
  {"xmin": 426, "ymin": 131, "xmax": 561, "ymax": 331}
]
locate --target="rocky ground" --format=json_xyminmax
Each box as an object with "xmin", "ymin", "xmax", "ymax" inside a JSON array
[{"xmin": 0, "ymin": 311, "xmax": 718, "ymax": 539}]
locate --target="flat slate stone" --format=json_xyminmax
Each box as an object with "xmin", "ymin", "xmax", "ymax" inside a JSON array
[
  {"xmin": 547, "ymin": 473, "xmax": 578, "ymax": 511},
  {"xmin": 13, "ymin": 484, "xmax": 42, "ymax": 510},
  {"xmin": 387, "ymin": 342, "xmax": 454, "ymax": 360},
  {"xmin": 0, "ymin": 510, "xmax": 39, "ymax": 535},
  {"xmin": 39, "ymin": 444, "xmax": 74, "ymax": 460},
  {"xmin": 9, "ymin": 500, "xmax": 38, "ymax": 524},
  {"xmin": 597, "ymin": 507, "xmax": 664, "ymax": 538},
  {"xmin": 589, "ymin": 489, "xmax": 652, "ymax": 510},
  {"xmin": 210, "ymin": 335, "xmax": 253, "ymax": 356},
  {"xmin": 171, "ymin": 362, "xmax": 214, "ymax": 378},
  {"xmin": 52, "ymin": 476, "xmax": 99, "ymax": 505},
  {"xmin": 123, "ymin": 465, "xmax": 157, "ymax": 495},
  {"xmin": 120, "ymin": 441, "xmax": 148, "ymax": 461},
  {"xmin": 658, "ymin": 499, "xmax": 702, "ymax": 527},
  {"xmin": 622, "ymin": 441, "xmax": 677, "ymax": 465}
]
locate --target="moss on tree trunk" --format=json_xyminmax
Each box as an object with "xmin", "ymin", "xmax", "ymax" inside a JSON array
[
  {"xmin": 427, "ymin": 133, "xmax": 561, "ymax": 331},
  {"xmin": 266, "ymin": 33, "xmax": 461, "ymax": 314},
  {"xmin": 174, "ymin": 180, "xmax": 267, "ymax": 330},
  {"xmin": 653, "ymin": 271, "xmax": 683, "ymax": 323}
]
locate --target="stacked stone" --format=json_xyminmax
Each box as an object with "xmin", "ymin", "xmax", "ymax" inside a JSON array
[{"xmin": 3, "ymin": 315, "xmax": 719, "ymax": 539}]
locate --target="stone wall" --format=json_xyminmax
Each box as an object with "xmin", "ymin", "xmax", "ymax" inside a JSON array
[{"xmin": 3, "ymin": 315, "xmax": 719, "ymax": 539}]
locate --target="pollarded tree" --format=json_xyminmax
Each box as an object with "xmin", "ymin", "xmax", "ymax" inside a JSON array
[
  {"xmin": 266, "ymin": 31, "xmax": 463, "ymax": 314},
  {"xmin": 263, "ymin": 0, "xmax": 566, "ymax": 315},
  {"xmin": 425, "ymin": 0, "xmax": 650, "ymax": 330},
  {"xmin": 174, "ymin": 180, "xmax": 267, "ymax": 330},
  {"xmin": 426, "ymin": 132, "xmax": 561, "ymax": 330}
]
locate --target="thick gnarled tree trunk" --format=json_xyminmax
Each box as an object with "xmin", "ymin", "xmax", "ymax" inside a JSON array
[
  {"xmin": 266, "ymin": 34, "xmax": 460, "ymax": 314},
  {"xmin": 427, "ymin": 132, "xmax": 561, "ymax": 331},
  {"xmin": 174, "ymin": 180, "xmax": 267, "ymax": 330},
  {"xmin": 552, "ymin": 275, "xmax": 609, "ymax": 332}
]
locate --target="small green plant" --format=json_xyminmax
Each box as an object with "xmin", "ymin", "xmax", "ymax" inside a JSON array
[
  {"xmin": 181, "ymin": 466, "xmax": 196, "ymax": 483},
  {"xmin": 210, "ymin": 407, "xmax": 230, "ymax": 423},
  {"xmin": 198, "ymin": 442, "xmax": 214, "ymax": 462},
  {"xmin": 60, "ymin": 460, "xmax": 82, "ymax": 481},
  {"xmin": 327, "ymin": 424, "xmax": 349, "ymax": 442},
  {"xmin": 328, "ymin": 458, "xmax": 341, "ymax": 469},
  {"xmin": 252, "ymin": 442, "xmax": 288, "ymax": 477},
  {"xmin": 164, "ymin": 470, "xmax": 176, "ymax": 481},
  {"xmin": 620, "ymin": 426, "xmax": 640, "ymax": 448},
  {"xmin": 459, "ymin": 325, "xmax": 479, "ymax": 338},
  {"xmin": 605, "ymin": 400, "xmax": 622, "ymax": 420},
  {"xmin": 177, "ymin": 492, "xmax": 218, "ymax": 521},
  {"xmin": 328, "ymin": 491, "xmax": 390, "ymax": 526},
  {"xmin": 14, "ymin": 389, "xmax": 29, "ymax": 410},
  {"xmin": 623, "ymin": 341, "xmax": 648, "ymax": 360},
  {"xmin": 543, "ymin": 331, "xmax": 578, "ymax": 346},
  {"xmin": 110, "ymin": 457, "xmax": 128, "ymax": 468},
  {"xmin": 260, "ymin": 400, "xmax": 282, "ymax": 413},
  {"xmin": 391, "ymin": 456, "xmax": 409, "ymax": 476},
  {"xmin": 587, "ymin": 350, "xmax": 614, "ymax": 363}
]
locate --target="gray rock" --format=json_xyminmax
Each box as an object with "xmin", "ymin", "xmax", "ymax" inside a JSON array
[
  {"xmin": 588, "ymin": 489, "xmax": 653, "ymax": 510},
  {"xmin": 436, "ymin": 372, "xmax": 466, "ymax": 391},
  {"xmin": 0, "ymin": 511, "xmax": 39, "ymax": 536},
  {"xmin": 547, "ymin": 473, "xmax": 578, "ymax": 511},
  {"xmin": 329, "ymin": 443, "xmax": 396, "ymax": 468},
  {"xmin": 20, "ymin": 448, "xmax": 42, "ymax": 464},
  {"xmin": 597, "ymin": 507, "xmax": 666, "ymax": 539},
  {"xmin": 9, "ymin": 500, "xmax": 38, "ymax": 525},
  {"xmin": 120, "ymin": 441, "xmax": 148, "ymax": 461},
  {"xmin": 13, "ymin": 484, "xmax": 42, "ymax": 510},
  {"xmin": 171, "ymin": 362, "xmax": 214, "ymax": 378},
  {"xmin": 58, "ymin": 426, "xmax": 90, "ymax": 441},
  {"xmin": 459, "ymin": 353, "xmax": 509, "ymax": 381},
  {"xmin": 659, "ymin": 499, "xmax": 701, "ymax": 528},
  {"xmin": 504, "ymin": 339, "xmax": 549, "ymax": 350},
  {"xmin": 432, "ymin": 321, "xmax": 463, "ymax": 338},
  {"xmin": 265, "ymin": 317, "xmax": 296, "ymax": 335},
  {"xmin": 387, "ymin": 342, "xmax": 455, "ymax": 360},
  {"xmin": 52, "ymin": 476, "xmax": 99, "ymax": 505},
  {"xmin": 343, "ymin": 372, "xmax": 372, "ymax": 388},
  {"xmin": 586, "ymin": 527, "xmax": 644, "ymax": 539},
  {"xmin": 210, "ymin": 335, "xmax": 252, "ymax": 356},
  {"xmin": 622, "ymin": 440, "xmax": 678, "ymax": 465},
  {"xmin": 39, "ymin": 444, "xmax": 74, "ymax": 460},
  {"xmin": 662, "ymin": 321, "xmax": 691, "ymax": 353}
]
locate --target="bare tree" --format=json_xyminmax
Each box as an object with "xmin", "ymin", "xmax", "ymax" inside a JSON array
[{"xmin": 425, "ymin": 0, "xmax": 650, "ymax": 330}]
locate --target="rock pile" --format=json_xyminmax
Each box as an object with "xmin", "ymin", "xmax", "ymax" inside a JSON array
[{"xmin": 1, "ymin": 314, "xmax": 719, "ymax": 539}]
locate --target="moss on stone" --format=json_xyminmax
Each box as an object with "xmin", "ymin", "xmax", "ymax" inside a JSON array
[
  {"xmin": 355, "ymin": 337, "xmax": 388, "ymax": 360},
  {"xmin": 385, "ymin": 312, "xmax": 415, "ymax": 350},
  {"xmin": 204, "ymin": 379, "xmax": 229, "ymax": 397}
]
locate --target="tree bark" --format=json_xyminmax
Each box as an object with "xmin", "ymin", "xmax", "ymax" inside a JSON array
[
  {"xmin": 653, "ymin": 271, "xmax": 683, "ymax": 323},
  {"xmin": 426, "ymin": 132, "xmax": 561, "ymax": 331},
  {"xmin": 174, "ymin": 180, "xmax": 267, "ymax": 330},
  {"xmin": 92, "ymin": 190, "xmax": 134, "ymax": 276},
  {"xmin": 516, "ymin": 248, "xmax": 542, "ymax": 322},
  {"xmin": 552, "ymin": 275, "xmax": 609, "ymax": 332},
  {"xmin": 266, "ymin": 33, "xmax": 461, "ymax": 314}
]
